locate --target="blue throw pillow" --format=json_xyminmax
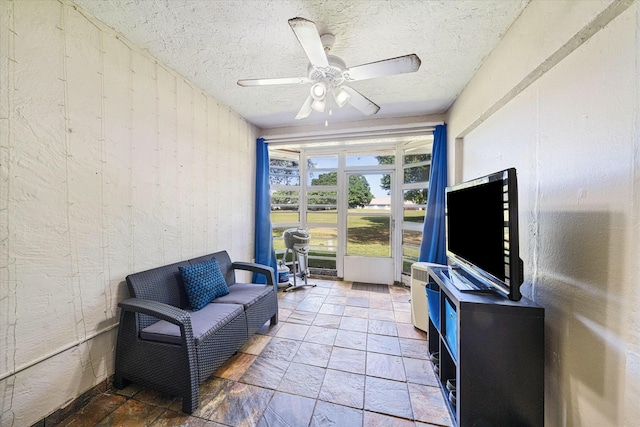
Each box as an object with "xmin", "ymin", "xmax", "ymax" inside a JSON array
[{"xmin": 179, "ymin": 258, "xmax": 229, "ymax": 311}]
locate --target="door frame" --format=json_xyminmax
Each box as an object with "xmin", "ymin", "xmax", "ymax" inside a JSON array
[{"xmin": 341, "ymin": 169, "xmax": 396, "ymax": 284}]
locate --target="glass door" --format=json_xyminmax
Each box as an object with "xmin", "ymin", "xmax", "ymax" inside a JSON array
[{"xmin": 343, "ymin": 171, "xmax": 395, "ymax": 284}]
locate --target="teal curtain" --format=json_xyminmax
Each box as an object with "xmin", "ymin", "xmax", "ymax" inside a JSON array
[
  {"xmin": 254, "ymin": 138, "xmax": 277, "ymax": 283},
  {"xmin": 419, "ymin": 124, "xmax": 448, "ymax": 264}
]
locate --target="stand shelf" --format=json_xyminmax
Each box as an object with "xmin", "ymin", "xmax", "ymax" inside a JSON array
[{"xmin": 426, "ymin": 266, "xmax": 544, "ymax": 426}]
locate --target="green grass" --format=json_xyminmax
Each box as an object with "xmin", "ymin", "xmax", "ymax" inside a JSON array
[{"xmin": 272, "ymin": 209, "xmax": 424, "ymax": 259}]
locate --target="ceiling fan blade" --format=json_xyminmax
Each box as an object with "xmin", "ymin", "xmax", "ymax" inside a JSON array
[
  {"xmin": 342, "ymin": 86, "xmax": 380, "ymax": 116},
  {"xmin": 237, "ymin": 76, "xmax": 310, "ymax": 87},
  {"xmin": 288, "ymin": 17, "xmax": 329, "ymax": 68},
  {"xmin": 295, "ymin": 95, "xmax": 314, "ymax": 120},
  {"xmin": 344, "ymin": 54, "xmax": 421, "ymax": 82}
]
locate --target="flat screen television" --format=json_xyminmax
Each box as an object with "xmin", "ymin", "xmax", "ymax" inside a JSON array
[{"xmin": 445, "ymin": 168, "xmax": 523, "ymax": 301}]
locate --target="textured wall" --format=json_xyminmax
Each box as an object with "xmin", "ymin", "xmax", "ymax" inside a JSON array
[
  {"xmin": 0, "ymin": 1, "xmax": 257, "ymax": 425},
  {"xmin": 447, "ymin": 1, "xmax": 639, "ymax": 426}
]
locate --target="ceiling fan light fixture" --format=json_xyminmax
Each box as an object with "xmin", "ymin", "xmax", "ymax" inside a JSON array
[
  {"xmin": 310, "ymin": 81, "xmax": 328, "ymax": 100},
  {"xmin": 332, "ymin": 86, "xmax": 351, "ymax": 108},
  {"xmin": 311, "ymin": 97, "xmax": 326, "ymax": 113}
]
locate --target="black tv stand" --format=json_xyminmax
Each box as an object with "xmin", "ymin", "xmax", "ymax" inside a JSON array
[{"xmin": 425, "ymin": 265, "xmax": 544, "ymax": 426}]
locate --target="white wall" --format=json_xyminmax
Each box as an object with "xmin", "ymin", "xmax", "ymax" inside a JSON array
[
  {"xmin": 447, "ymin": 0, "xmax": 639, "ymax": 426},
  {"xmin": 0, "ymin": 1, "xmax": 258, "ymax": 425}
]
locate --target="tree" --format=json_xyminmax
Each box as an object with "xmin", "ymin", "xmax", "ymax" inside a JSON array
[
  {"xmin": 310, "ymin": 172, "xmax": 374, "ymax": 208},
  {"xmin": 347, "ymin": 175, "xmax": 374, "ymax": 208}
]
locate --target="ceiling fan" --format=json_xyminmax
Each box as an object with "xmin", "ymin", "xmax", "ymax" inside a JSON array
[{"xmin": 237, "ymin": 17, "xmax": 421, "ymax": 120}]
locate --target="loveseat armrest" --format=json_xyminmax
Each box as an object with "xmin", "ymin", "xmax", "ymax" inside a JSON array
[
  {"xmin": 232, "ymin": 262, "xmax": 276, "ymax": 288},
  {"xmin": 118, "ymin": 298, "xmax": 193, "ymax": 333}
]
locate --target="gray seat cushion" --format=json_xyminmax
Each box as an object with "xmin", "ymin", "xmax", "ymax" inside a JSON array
[
  {"xmin": 140, "ymin": 302, "xmax": 244, "ymax": 345},
  {"xmin": 212, "ymin": 283, "xmax": 273, "ymax": 309}
]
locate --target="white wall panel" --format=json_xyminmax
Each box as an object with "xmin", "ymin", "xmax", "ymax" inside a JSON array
[
  {"xmin": 192, "ymin": 90, "xmax": 208, "ymax": 256},
  {"xmin": 157, "ymin": 65, "xmax": 181, "ymax": 264},
  {"xmin": 448, "ymin": 2, "xmax": 638, "ymax": 425},
  {"xmin": 0, "ymin": 2, "xmax": 258, "ymax": 424}
]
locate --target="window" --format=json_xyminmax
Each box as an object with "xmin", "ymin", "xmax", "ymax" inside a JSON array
[
  {"xmin": 269, "ymin": 154, "xmax": 301, "ymax": 254},
  {"xmin": 401, "ymin": 140, "xmax": 432, "ymax": 274}
]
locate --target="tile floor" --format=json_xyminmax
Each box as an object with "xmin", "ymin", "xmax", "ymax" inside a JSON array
[{"xmin": 55, "ymin": 278, "xmax": 453, "ymax": 427}]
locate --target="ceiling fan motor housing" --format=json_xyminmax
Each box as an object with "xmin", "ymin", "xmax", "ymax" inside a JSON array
[{"xmin": 307, "ymin": 55, "xmax": 346, "ymax": 88}]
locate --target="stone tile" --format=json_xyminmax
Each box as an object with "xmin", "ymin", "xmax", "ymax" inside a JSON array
[
  {"xmin": 319, "ymin": 303, "xmax": 345, "ymax": 315},
  {"xmin": 328, "ymin": 347, "xmax": 366, "ymax": 375},
  {"xmin": 190, "ymin": 378, "xmax": 236, "ymax": 418},
  {"xmin": 369, "ymin": 292, "xmax": 392, "ymax": 301},
  {"xmin": 369, "ymin": 308, "xmax": 396, "ymax": 321},
  {"xmin": 393, "ymin": 301, "xmax": 411, "ymax": 312},
  {"xmin": 318, "ymin": 369, "xmax": 365, "ymax": 409},
  {"xmin": 394, "ymin": 310, "xmax": 412, "ymax": 324},
  {"xmin": 58, "ymin": 392, "xmax": 126, "ymax": 426},
  {"xmin": 239, "ymin": 334, "xmax": 272, "ymax": 356},
  {"xmin": 339, "ymin": 316, "xmax": 368, "ymax": 332},
  {"xmin": 310, "ymin": 400, "xmax": 363, "ymax": 427},
  {"xmin": 296, "ymin": 296, "xmax": 325, "ymax": 312},
  {"xmin": 94, "ymin": 399, "xmax": 165, "ymax": 427},
  {"xmin": 208, "ymin": 382, "xmax": 274, "ymax": 427},
  {"xmin": 293, "ymin": 342, "xmax": 332, "ymax": 368},
  {"xmin": 259, "ymin": 337, "xmax": 301, "ymax": 361},
  {"xmin": 364, "ymin": 376, "xmax": 413, "ymax": 419},
  {"xmin": 396, "ymin": 323, "xmax": 427, "ymax": 340},
  {"xmin": 215, "ymin": 353, "xmax": 257, "ymax": 381},
  {"xmin": 391, "ymin": 290, "xmax": 411, "ymax": 300},
  {"xmin": 346, "ymin": 296, "xmax": 369, "ymax": 307},
  {"xmin": 403, "ymin": 357, "xmax": 439, "ymax": 386},
  {"xmin": 344, "ymin": 306, "xmax": 369, "ymax": 318},
  {"xmin": 408, "ymin": 383, "xmax": 453, "ymax": 426},
  {"xmin": 257, "ymin": 321, "xmax": 283, "ymax": 336},
  {"xmin": 277, "ymin": 308, "xmax": 292, "ymax": 321},
  {"xmin": 276, "ymin": 322, "xmax": 310, "ymax": 340},
  {"xmin": 113, "ymin": 382, "xmax": 144, "ymax": 398},
  {"xmin": 368, "ymin": 319, "xmax": 398, "ymax": 336},
  {"xmin": 369, "ymin": 298, "xmax": 393, "ymax": 310},
  {"xmin": 366, "ymin": 352, "xmax": 406, "ymax": 382},
  {"xmin": 286, "ymin": 310, "xmax": 317, "ymax": 325},
  {"xmin": 257, "ymin": 391, "xmax": 316, "ymax": 427},
  {"xmin": 363, "ymin": 411, "xmax": 415, "ymax": 427},
  {"xmin": 239, "ymin": 356, "xmax": 289, "ymax": 389},
  {"xmin": 304, "ymin": 325, "xmax": 338, "ymax": 345},
  {"xmin": 150, "ymin": 410, "xmax": 224, "ymax": 426},
  {"xmin": 399, "ymin": 337, "xmax": 430, "ymax": 359},
  {"xmin": 327, "ymin": 296, "xmax": 348, "ymax": 305},
  {"xmin": 132, "ymin": 388, "xmax": 176, "ymax": 408},
  {"xmin": 277, "ymin": 362, "xmax": 326, "ymax": 398},
  {"xmin": 334, "ymin": 329, "xmax": 367, "ymax": 351},
  {"xmin": 312, "ymin": 313, "xmax": 342, "ymax": 329},
  {"xmin": 367, "ymin": 334, "xmax": 402, "ymax": 356}
]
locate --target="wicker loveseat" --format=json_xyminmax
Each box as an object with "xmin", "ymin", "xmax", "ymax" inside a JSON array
[{"xmin": 113, "ymin": 250, "xmax": 278, "ymax": 413}]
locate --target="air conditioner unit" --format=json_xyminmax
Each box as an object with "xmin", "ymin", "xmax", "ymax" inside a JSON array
[{"xmin": 410, "ymin": 262, "xmax": 433, "ymax": 332}]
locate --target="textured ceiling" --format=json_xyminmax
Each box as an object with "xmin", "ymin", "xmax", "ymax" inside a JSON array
[{"xmin": 73, "ymin": 0, "xmax": 529, "ymax": 130}]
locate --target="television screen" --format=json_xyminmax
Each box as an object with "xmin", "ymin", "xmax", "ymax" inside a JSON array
[{"xmin": 445, "ymin": 168, "xmax": 522, "ymax": 300}]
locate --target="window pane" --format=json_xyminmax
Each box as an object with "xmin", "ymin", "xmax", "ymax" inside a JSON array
[
  {"xmin": 269, "ymin": 159, "xmax": 300, "ymax": 186},
  {"xmin": 307, "ymin": 191, "xmax": 337, "ymax": 208},
  {"xmin": 308, "ymin": 156, "xmax": 338, "ymax": 169},
  {"xmin": 306, "ymin": 227, "xmax": 338, "ymax": 251},
  {"xmin": 404, "ymin": 152, "xmax": 431, "ymax": 164},
  {"xmin": 402, "ymin": 230, "xmax": 423, "ymax": 246},
  {"xmin": 404, "ymin": 164, "xmax": 430, "ymax": 184},
  {"xmin": 308, "ymin": 171, "xmax": 337, "ymax": 186},
  {"xmin": 270, "ymin": 210, "xmax": 299, "ymax": 224},
  {"xmin": 346, "ymin": 153, "xmax": 395, "ymax": 167},
  {"xmin": 403, "ymin": 246, "xmax": 420, "ymax": 258},
  {"xmin": 307, "ymin": 211, "xmax": 338, "ymax": 223},
  {"xmin": 347, "ymin": 214, "xmax": 390, "ymax": 256}
]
